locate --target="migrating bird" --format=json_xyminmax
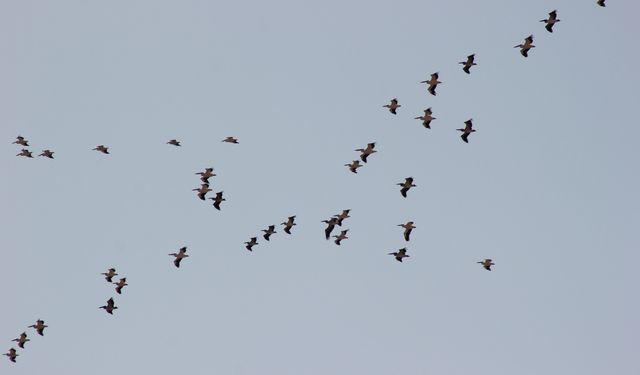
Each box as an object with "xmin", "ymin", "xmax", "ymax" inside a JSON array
[
  {"xmin": 397, "ymin": 177, "xmax": 416, "ymax": 198},
  {"xmin": 322, "ymin": 217, "xmax": 339, "ymax": 240},
  {"xmin": 113, "ymin": 278, "xmax": 128, "ymax": 295},
  {"xmin": 12, "ymin": 333, "xmax": 29, "ymax": 349},
  {"xmin": 209, "ymin": 191, "xmax": 226, "ymax": 210},
  {"xmin": 333, "ymin": 229, "xmax": 349, "ymax": 245},
  {"xmin": 167, "ymin": 139, "xmax": 181, "ymax": 146},
  {"xmin": 422, "ymin": 73, "xmax": 442, "ymax": 96},
  {"xmin": 99, "ymin": 298, "xmax": 118, "ymax": 315},
  {"xmin": 345, "ymin": 160, "xmax": 363, "ymax": 174},
  {"xmin": 389, "ymin": 248, "xmax": 410, "ymax": 262},
  {"xmin": 459, "ymin": 54, "xmax": 477, "ymax": 74},
  {"xmin": 29, "ymin": 319, "xmax": 47, "ymax": 336},
  {"xmin": 415, "ymin": 108, "xmax": 436, "ymax": 129},
  {"xmin": 193, "ymin": 183, "xmax": 212, "ymax": 200},
  {"xmin": 169, "ymin": 247, "xmax": 189, "ymax": 268},
  {"xmin": 514, "ymin": 35, "xmax": 535, "ymax": 57},
  {"xmin": 38, "ymin": 149, "xmax": 54, "ymax": 158},
  {"xmin": 222, "ymin": 136, "xmax": 239, "ymax": 144},
  {"xmin": 398, "ymin": 221, "xmax": 416, "ymax": 241},
  {"xmin": 93, "ymin": 145, "xmax": 109, "ymax": 154},
  {"xmin": 457, "ymin": 119, "xmax": 476, "ymax": 143},
  {"xmin": 13, "ymin": 136, "xmax": 29, "ymax": 146},
  {"xmin": 355, "ymin": 142, "xmax": 377, "ymax": 163},
  {"xmin": 281, "ymin": 216, "xmax": 297, "ymax": 234},
  {"xmin": 245, "ymin": 237, "xmax": 258, "ymax": 251},
  {"xmin": 262, "ymin": 225, "xmax": 277, "ymax": 241},
  {"xmin": 334, "ymin": 209, "xmax": 351, "ymax": 226},
  {"xmin": 16, "ymin": 149, "xmax": 33, "ymax": 158},
  {"xmin": 540, "ymin": 10, "xmax": 560, "ymax": 33},
  {"xmin": 478, "ymin": 259, "xmax": 495, "ymax": 271},
  {"xmin": 4, "ymin": 348, "xmax": 18, "ymax": 363},
  {"xmin": 101, "ymin": 268, "xmax": 118, "ymax": 283},
  {"xmin": 383, "ymin": 98, "xmax": 401, "ymax": 114},
  {"xmin": 195, "ymin": 168, "xmax": 216, "ymax": 184},
  {"xmin": 597, "ymin": 0, "xmax": 605, "ymax": 7}
]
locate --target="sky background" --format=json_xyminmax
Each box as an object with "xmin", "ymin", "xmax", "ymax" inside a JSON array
[{"xmin": 1, "ymin": 1, "xmax": 639, "ymax": 374}]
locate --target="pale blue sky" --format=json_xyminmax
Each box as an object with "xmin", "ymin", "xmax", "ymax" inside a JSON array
[{"xmin": 2, "ymin": 1, "xmax": 639, "ymax": 374}]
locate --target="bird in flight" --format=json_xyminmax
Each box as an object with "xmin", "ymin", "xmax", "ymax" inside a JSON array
[
  {"xmin": 13, "ymin": 135, "xmax": 29, "ymax": 146},
  {"xmin": 397, "ymin": 177, "xmax": 416, "ymax": 198},
  {"xmin": 245, "ymin": 237, "xmax": 258, "ymax": 251},
  {"xmin": 345, "ymin": 160, "xmax": 363, "ymax": 174},
  {"xmin": 334, "ymin": 209, "xmax": 351, "ymax": 226},
  {"xmin": 422, "ymin": 73, "xmax": 442, "ymax": 96},
  {"xmin": 540, "ymin": 10, "xmax": 560, "ymax": 33},
  {"xmin": 281, "ymin": 216, "xmax": 297, "ymax": 234},
  {"xmin": 398, "ymin": 221, "xmax": 416, "ymax": 241},
  {"xmin": 193, "ymin": 183, "xmax": 212, "ymax": 200},
  {"xmin": 322, "ymin": 217, "xmax": 339, "ymax": 240},
  {"xmin": 12, "ymin": 332, "xmax": 29, "ymax": 349},
  {"xmin": 459, "ymin": 54, "xmax": 477, "ymax": 74},
  {"xmin": 38, "ymin": 149, "xmax": 54, "ymax": 158},
  {"xmin": 415, "ymin": 108, "xmax": 436, "ymax": 129},
  {"xmin": 477, "ymin": 259, "xmax": 495, "ymax": 271},
  {"xmin": 355, "ymin": 142, "xmax": 377, "ymax": 163},
  {"xmin": 99, "ymin": 297, "xmax": 118, "ymax": 315},
  {"xmin": 209, "ymin": 191, "xmax": 226, "ymax": 210},
  {"xmin": 457, "ymin": 119, "xmax": 476, "ymax": 143},
  {"xmin": 101, "ymin": 268, "xmax": 117, "ymax": 283},
  {"xmin": 597, "ymin": 0, "xmax": 605, "ymax": 7},
  {"xmin": 262, "ymin": 225, "xmax": 277, "ymax": 241},
  {"xmin": 514, "ymin": 35, "xmax": 535, "ymax": 57},
  {"xmin": 389, "ymin": 248, "xmax": 410, "ymax": 262},
  {"xmin": 195, "ymin": 168, "xmax": 216, "ymax": 184},
  {"xmin": 113, "ymin": 277, "xmax": 128, "ymax": 295},
  {"xmin": 222, "ymin": 136, "xmax": 239, "ymax": 144},
  {"xmin": 16, "ymin": 149, "xmax": 33, "ymax": 158},
  {"xmin": 29, "ymin": 319, "xmax": 47, "ymax": 336},
  {"xmin": 4, "ymin": 348, "xmax": 18, "ymax": 363},
  {"xmin": 169, "ymin": 247, "xmax": 189, "ymax": 267},
  {"xmin": 383, "ymin": 98, "xmax": 401, "ymax": 114},
  {"xmin": 167, "ymin": 139, "xmax": 181, "ymax": 146},
  {"xmin": 93, "ymin": 145, "xmax": 109, "ymax": 154},
  {"xmin": 333, "ymin": 229, "xmax": 349, "ymax": 245}
]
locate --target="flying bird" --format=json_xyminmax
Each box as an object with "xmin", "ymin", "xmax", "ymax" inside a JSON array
[
  {"xmin": 333, "ymin": 229, "xmax": 349, "ymax": 245},
  {"xmin": 355, "ymin": 142, "xmax": 377, "ymax": 163},
  {"xmin": 12, "ymin": 333, "xmax": 29, "ymax": 349},
  {"xmin": 245, "ymin": 237, "xmax": 258, "ymax": 251},
  {"xmin": 322, "ymin": 217, "xmax": 339, "ymax": 240},
  {"xmin": 262, "ymin": 225, "xmax": 277, "ymax": 241},
  {"xmin": 478, "ymin": 259, "xmax": 495, "ymax": 271},
  {"xmin": 29, "ymin": 319, "xmax": 47, "ymax": 336},
  {"xmin": 222, "ymin": 136, "xmax": 239, "ymax": 144},
  {"xmin": 16, "ymin": 149, "xmax": 33, "ymax": 158},
  {"xmin": 195, "ymin": 168, "xmax": 216, "ymax": 184},
  {"xmin": 597, "ymin": 0, "xmax": 605, "ymax": 7},
  {"xmin": 209, "ymin": 191, "xmax": 226, "ymax": 210},
  {"xmin": 113, "ymin": 278, "xmax": 128, "ymax": 295},
  {"xmin": 457, "ymin": 119, "xmax": 476, "ymax": 143},
  {"xmin": 345, "ymin": 160, "xmax": 363, "ymax": 174},
  {"xmin": 383, "ymin": 98, "xmax": 401, "ymax": 114},
  {"xmin": 4, "ymin": 348, "xmax": 18, "ymax": 363},
  {"xmin": 415, "ymin": 108, "xmax": 436, "ymax": 129},
  {"xmin": 459, "ymin": 54, "xmax": 477, "ymax": 74},
  {"xmin": 13, "ymin": 136, "xmax": 29, "ymax": 146},
  {"xmin": 397, "ymin": 177, "xmax": 416, "ymax": 198},
  {"xmin": 421, "ymin": 73, "xmax": 442, "ymax": 96},
  {"xmin": 193, "ymin": 183, "xmax": 212, "ymax": 200},
  {"xmin": 99, "ymin": 297, "xmax": 118, "ymax": 315},
  {"xmin": 398, "ymin": 221, "xmax": 416, "ymax": 241},
  {"xmin": 334, "ymin": 209, "xmax": 351, "ymax": 226},
  {"xmin": 540, "ymin": 10, "xmax": 560, "ymax": 33},
  {"xmin": 38, "ymin": 149, "xmax": 54, "ymax": 158},
  {"xmin": 167, "ymin": 139, "xmax": 181, "ymax": 146},
  {"xmin": 93, "ymin": 145, "xmax": 109, "ymax": 154},
  {"xmin": 281, "ymin": 216, "xmax": 297, "ymax": 234},
  {"xmin": 514, "ymin": 35, "xmax": 535, "ymax": 57},
  {"xmin": 389, "ymin": 248, "xmax": 410, "ymax": 262},
  {"xmin": 101, "ymin": 268, "xmax": 118, "ymax": 283},
  {"xmin": 169, "ymin": 247, "xmax": 189, "ymax": 268}
]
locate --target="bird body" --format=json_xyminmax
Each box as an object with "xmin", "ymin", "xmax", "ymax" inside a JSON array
[
  {"xmin": 397, "ymin": 177, "xmax": 416, "ymax": 198},
  {"xmin": 389, "ymin": 248, "xmax": 410, "ymax": 262},
  {"xmin": 13, "ymin": 136, "xmax": 29, "ymax": 146},
  {"xmin": 597, "ymin": 0, "xmax": 606, "ymax": 6},
  {"xmin": 222, "ymin": 136, "xmax": 239, "ymax": 144},
  {"xmin": 245, "ymin": 237, "xmax": 258, "ymax": 251},
  {"xmin": 459, "ymin": 54, "xmax": 477, "ymax": 74},
  {"xmin": 514, "ymin": 35, "xmax": 535, "ymax": 57},
  {"xmin": 169, "ymin": 247, "xmax": 189, "ymax": 267},
  {"xmin": 333, "ymin": 229, "xmax": 349, "ymax": 245},
  {"xmin": 4, "ymin": 348, "xmax": 18, "ymax": 363},
  {"xmin": 345, "ymin": 160, "xmax": 363, "ymax": 173},
  {"xmin": 195, "ymin": 168, "xmax": 216, "ymax": 184},
  {"xmin": 478, "ymin": 259, "xmax": 495, "ymax": 271},
  {"xmin": 193, "ymin": 183, "xmax": 212, "ymax": 200},
  {"xmin": 457, "ymin": 119, "xmax": 476, "ymax": 143},
  {"xmin": 167, "ymin": 139, "xmax": 181, "ymax": 146},
  {"xmin": 355, "ymin": 142, "xmax": 377, "ymax": 163},
  {"xmin": 29, "ymin": 320, "xmax": 47, "ymax": 336},
  {"xmin": 281, "ymin": 216, "xmax": 297, "ymax": 234},
  {"xmin": 415, "ymin": 108, "xmax": 436, "ymax": 129},
  {"xmin": 421, "ymin": 73, "xmax": 442, "ymax": 95},
  {"xmin": 101, "ymin": 268, "xmax": 118, "ymax": 283},
  {"xmin": 93, "ymin": 145, "xmax": 109, "ymax": 154},
  {"xmin": 113, "ymin": 278, "xmax": 128, "ymax": 294},
  {"xmin": 38, "ymin": 149, "xmax": 54, "ymax": 158},
  {"xmin": 209, "ymin": 191, "xmax": 226, "ymax": 210},
  {"xmin": 322, "ymin": 217, "xmax": 339, "ymax": 240},
  {"xmin": 540, "ymin": 10, "xmax": 560, "ymax": 33},
  {"xmin": 17, "ymin": 149, "xmax": 33, "ymax": 158},
  {"xmin": 12, "ymin": 333, "xmax": 29, "ymax": 349},
  {"xmin": 334, "ymin": 209, "xmax": 351, "ymax": 226},
  {"xmin": 99, "ymin": 297, "xmax": 118, "ymax": 314},
  {"xmin": 262, "ymin": 225, "xmax": 277, "ymax": 241},
  {"xmin": 383, "ymin": 98, "xmax": 401, "ymax": 114},
  {"xmin": 398, "ymin": 221, "xmax": 416, "ymax": 241}
]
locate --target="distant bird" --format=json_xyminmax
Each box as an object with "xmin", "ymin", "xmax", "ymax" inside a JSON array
[
  {"xmin": 322, "ymin": 217, "xmax": 339, "ymax": 240},
  {"xmin": 169, "ymin": 247, "xmax": 189, "ymax": 268},
  {"xmin": 478, "ymin": 259, "xmax": 495, "ymax": 271},
  {"xmin": 457, "ymin": 119, "xmax": 476, "ymax": 143},
  {"xmin": 397, "ymin": 177, "xmax": 416, "ymax": 198},
  {"xmin": 281, "ymin": 216, "xmax": 297, "ymax": 234},
  {"xmin": 245, "ymin": 237, "xmax": 258, "ymax": 251},
  {"xmin": 12, "ymin": 333, "xmax": 29, "ymax": 349},
  {"xmin": 422, "ymin": 73, "xmax": 442, "ymax": 96},
  {"xmin": 209, "ymin": 191, "xmax": 226, "ymax": 210},
  {"xmin": 333, "ymin": 229, "xmax": 349, "ymax": 245},
  {"xmin": 113, "ymin": 278, "xmax": 128, "ymax": 295},
  {"xmin": 597, "ymin": 0, "xmax": 605, "ymax": 7},
  {"xmin": 389, "ymin": 248, "xmax": 410, "ymax": 262},
  {"xmin": 415, "ymin": 108, "xmax": 436, "ymax": 129},
  {"xmin": 4, "ymin": 348, "xmax": 18, "ymax": 363},
  {"xmin": 383, "ymin": 98, "xmax": 401, "ymax": 114},
  {"xmin": 13, "ymin": 136, "xmax": 29, "ymax": 146},
  {"xmin": 101, "ymin": 268, "xmax": 118, "ymax": 283},
  {"xmin": 195, "ymin": 168, "xmax": 216, "ymax": 184},
  {"xmin": 355, "ymin": 142, "xmax": 377, "ymax": 163},
  {"xmin": 29, "ymin": 319, "xmax": 47, "ymax": 336},
  {"xmin": 167, "ymin": 139, "xmax": 181, "ymax": 146},
  {"xmin": 222, "ymin": 136, "xmax": 239, "ymax": 144},
  {"xmin": 262, "ymin": 225, "xmax": 277, "ymax": 241},
  {"xmin": 93, "ymin": 145, "xmax": 109, "ymax": 154},
  {"xmin": 38, "ymin": 149, "xmax": 54, "ymax": 158},
  {"xmin": 345, "ymin": 160, "xmax": 363, "ymax": 174},
  {"xmin": 514, "ymin": 35, "xmax": 535, "ymax": 57},
  {"xmin": 334, "ymin": 209, "xmax": 351, "ymax": 226},
  {"xmin": 540, "ymin": 10, "xmax": 560, "ymax": 33},
  {"xmin": 398, "ymin": 221, "xmax": 416, "ymax": 241},
  {"xmin": 193, "ymin": 183, "xmax": 212, "ymax": 200},
  {"xmin": 16, "ymin": 149, "xmax": 33, "ymax": 158},
  {"xmin": 99, "ymin": 297, "xmax": 118, "ymax": 315},
  {"xmin": 459, "ymin": 54, "xmax": 477, "ymax": 74}
]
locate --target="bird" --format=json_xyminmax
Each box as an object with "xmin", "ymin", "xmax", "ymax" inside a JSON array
[
  {"xmin": 29, "ymin": 319, "xmax": 47, "ymax": 336},
  {"xmin": 4, "ymin": 348, "xmax": 18, "ymax": 363},
  {"xmin": 222, "ymin": 136, "xmax": 239, "ymax": 144},
  {"xmin": 397, "ymin": 177, "xmax": 416, "ymax": 198},
  {"xmin": 99, "ymin": 297, "xmax": 118, "ymax": 315},
  {"xmin": 389, "ymin": 248, "xmax": 410, "ymax": 262},
  {"xmin": 345, "ymin": 160, "xmax": 363, "ymax": 174},
  {"xmin": 12, "ymin": 333, "xmax": 29, "ymax": 349},
  {"xmin": 457, "ymin": 119, "xmax": 476, "ymax": 143},
  {"xmin": 93, "ymin": 145, "xmax": 109, "ymax": 154},
  {"xmin": 193, "ymin": 183, "xmax": 212, "ymax": 200},
  {"xmin": 477, "ymin": 259, "xmax": 495, "ymax": 271},
  {"xmin": 262, "ymin": 225, "xmax": 277, "ymax": 241},
  {"xmin": 415, "ymin": 108, "xmax": 436, "ymax": 129},
  {"xmin": 101, "ymin": 268, "xmax": 118, "ymax": 283},
  {"xmin": 459, "ymin": 54, "xmax": 477, "ymax": 74},
  {"xmin": 398, "ymin": 221, "xmax": 416, "ymax": 241},
  {"xmin": 514, "ymin": 35, "xmax": 535, "ymax": 57},
  {"xmin": 540, "ymin": 10, "xmax": 560, "ymax": 33},
  {"xmin": 322, "ymin": 217, "xmax": 339, "ymax": 240},
  {"xmin": 38, "ymin": 149, "xmax": 54, "ymax": 158},
  {"xmin": 245, "ymin": 237, "xmax": 258, "ymax": 251},
  {"xmin": 333, "ymin": 229, "xmax": 349, "ymax": 245},
  {"xmin": 12, "ymin": 136, "xmax": 29, "ymax": 146},
  {"xmin": 421, "ymin": 73, "xmax": 442, "ymax": 96},
  {"xmin": 334, "ymin": 209, "xmax": 351, "ymax": 226},
  {"xmin": 195, "ymin": 168, "xmax": 216, "ymax": 184},
  {"xmin": 383, "ymin": 98, "xmax": 401, "ymax": 114},
  {"xmin": 355, "ymin": 142, "xmax": 377, "ymax": 163},
  {"xmin": 113, "ymin": 278, "xmax": 128, "ymax": 294},
  {"xmin": 209, "ymin": 191, "xmax": 226, "ymax": 210},
  {"xmin": 281, "ymin": 216, "xmax": 297, "ymax": 234},
  {"xmin": 169, "ymin": 247, "xmax": 189, "ymax": 268},
  {"xmin": 597, "ymin": 0, "xmax": 605, "ymax": 7},
  {"xmin": 167, "ymin": 139, "xmax": 181, "ymax": 146},
  {"xmin": 16, "ymin": 149, "xmax": 33, "ymax": 158}
]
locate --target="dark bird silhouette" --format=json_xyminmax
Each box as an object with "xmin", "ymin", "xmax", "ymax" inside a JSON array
[
  {"xmin": 29, "ymin": 320, "xmax": 47, "ymax": 336},
  {"xmin": 345, "ymin": 160, "xmax": 363, "ymax": 174},
  {"xmin": 169, "ymin": 247, "xmax": 189, "ymax": 268},
  {"xmin": 478, "ymin": 259, "xmax": 495, "ymax": 271},
  {"xmin": 514, "ymin": 35, "xmax": 535, "ymax": 57},
  {"xmin": 245, "ymin": 237, "xmax": 258, "ymax": 251},
  {"xmin": 281, "ymin": 216, "xmax": 297, "ymax": 234},
  {"xmin": 540, "ymin": 10, "xmax": 560, "ymax": 33},
  {"xmin": 195, "ymin": 168, "xmax": 216, "ymax": 184},
  {"xmin": 38, "ymin": 149, "xmax": 54, "ymax": 158},
  {"xmin": 167, "ymin": 139, "xmax": 181, "ymax": 146},
  {"xmin": 383, "ymin": 98, "xmax": 401, "ymax": 114},
  {"xmin": 334, "ymin": 209, "xmax": 351, "ymax": 226},
  {"xmin": 12, "ymin": 333, "xmax": 29, "ymax": 349},
  {"xmin": 262, "ymin": 225, "xmax": 277, "ymax": 241},
  {"xmin": 193, "ymin": 183, "xmax": 212, "ymax": 200},
  {"xmin": 16, "ymin": 149, "xmax": 33, "ymax": 158},
  {"xmin": 222, "ymin": 136, "xmax": 239, "ymax": 144},
  {"xmin": 333, "ymin": 229, "xmax": 349, "ymax": 245},
  {"xmin": 13, "ymin": 136, "xmax": 29, "ymax": 146},
  {"xmin": 113, "ymin": 278, "xmax": 128, "ymax": 295},
  {"xmin": 397, "ymin": 177, "xmax": 416, "ymax": 198},
  {"xmin": 322, "ymin": 217, "xmax": 339, "ymax": 240},
  {"xmin": 457, "ymin": 119, "xmax": 476, "ymax": 143},
  {"xmin": 101, "ymin": 268, "xmax": 118, "ymax": 283},
  {"xmin": 93, "ymin": 145, "xmax": 109, "ymax": 154},
  {"xmin": 459, "ymin": 54, "xmax": 477, "ymax": 74},
  {"xmin": 99, "ymin": 297, "xmax": 118, "ymax": 315},
  {"xmin": 389, "ymin": 248, "xmax": 410, "ymax": 262},
  {"xmin": 355, "ymin": 142, "xmax": 377, "ymax": 163},
  {"xmin": 209, "ymin": 191, "xmax": 226, "ymax": 210},
  {"xmin": 421, "ymin": 73, "xmax": 442, "ymax": 96},
  {"xmin": 4, "ymin": 348, "xmax": 18, "ymax": 363},
  {"xmin": 398, "ymin": 221, "xmax": 416, "ymax": 241},
  {"xmin": 597, "ymin": 0, "xmax": 605, "ymax": 7},
  {"xmin": 415, "ymin": 108, "xmax": 436, "ymax": 129}
]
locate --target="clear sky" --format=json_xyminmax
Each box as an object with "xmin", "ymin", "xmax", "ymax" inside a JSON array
[{"xmin": 2, "ymin": 1, "xmax": 639, "ymax": 374}]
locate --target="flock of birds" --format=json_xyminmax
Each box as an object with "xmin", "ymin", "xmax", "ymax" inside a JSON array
[{"xmin": 5, "ymin": 0, "xmax": 612, "ymax": 365}]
